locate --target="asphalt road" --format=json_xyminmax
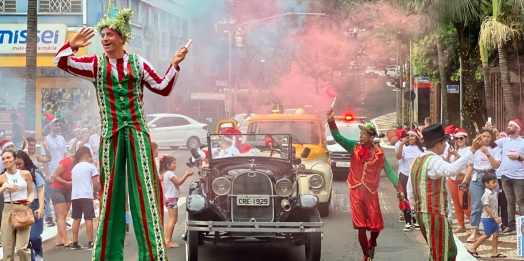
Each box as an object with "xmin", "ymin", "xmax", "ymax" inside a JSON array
[{"xmin": 41, "ymin": 147, "xmax": 431, "ymax": 261}]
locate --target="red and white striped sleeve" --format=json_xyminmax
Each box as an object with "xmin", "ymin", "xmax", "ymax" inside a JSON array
[
  {"xmin": 141, "ymin": 57, "xmax": 180, "ymax": 96},
  {"xmin": 54, "ymin": 42, "xmax": 97, "ymax": 82}
]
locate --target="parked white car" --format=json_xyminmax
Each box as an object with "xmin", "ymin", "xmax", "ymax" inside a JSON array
[{"xmin": 146, "ymin": 113, "xmax": 207, "ymax": 150}]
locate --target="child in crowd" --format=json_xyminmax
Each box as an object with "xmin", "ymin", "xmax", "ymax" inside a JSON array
[
  {"xmin": 467, "ymin": 174, "xmax": 507, "ymax": 259},
  {"xmin": 159, "ymin": 156, "xmax": 193, "ymax": 248},
  {"xmin": 70, "ymin": 148, "xmax": 98, "ymax": 250}
]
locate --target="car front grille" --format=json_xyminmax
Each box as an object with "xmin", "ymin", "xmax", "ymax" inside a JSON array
[
  {"xmin": 231, "ymin": 172, "xmax": 274, "ymax": 222},
  {"xmin": 330, "ymin": 152, "xmax": 350, "ymax": 162}
]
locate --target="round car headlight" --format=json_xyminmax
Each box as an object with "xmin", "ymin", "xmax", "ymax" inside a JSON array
[
  {"xmin": 309, "ymin": 174, "xmax": 324, "ymax": 189},
  {"xmin": 212, "ymin": 177, "xmax": 231, "ymax": 196},
  {"xmin": 275, "ymin": 179, "xmax": 293, "ymax": 197}
]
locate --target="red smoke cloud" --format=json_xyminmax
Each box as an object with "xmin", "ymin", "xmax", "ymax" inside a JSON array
[{"xmin": 220, "ymin": 0, "xmax": 418, "ymax": 115}]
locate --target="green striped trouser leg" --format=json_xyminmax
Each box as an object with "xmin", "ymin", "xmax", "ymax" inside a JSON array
[
  {"xmin": 416, "ymin": 212, "xmax": 457, "ymax": 261},
  {"xmin": 92, "ymin": 128, "xmax": 167, "ymax": 261}
]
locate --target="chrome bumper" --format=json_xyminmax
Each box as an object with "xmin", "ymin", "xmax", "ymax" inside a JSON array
[{"xmin": 186, "ymin": 221, "xmax": 323, "ymax": 233}]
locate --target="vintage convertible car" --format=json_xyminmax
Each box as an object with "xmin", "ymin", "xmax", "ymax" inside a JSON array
[{"xmin": 183, "ymin": 133, "xmax": 323, "ymax": 261}]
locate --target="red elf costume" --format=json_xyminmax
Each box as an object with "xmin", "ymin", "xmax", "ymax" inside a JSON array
[{"xmin": 328, "ymin": 120, "xmax": 403, "ymax": 260}]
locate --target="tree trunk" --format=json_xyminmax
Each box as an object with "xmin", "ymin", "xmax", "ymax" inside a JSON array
[
  {"xmin": 498, "ymin": 43, "xmax": 517, "ymax": 121},
  {"xmin": 436, "ymin": 33, "xmax": 449, "ymax": 124},
  {"xmin": 454, "ymin": 22, "xmax": 481, "ymax": 137},
  {"xmin": 25, "ymin": 0, "xmax": 37, "ymax": 135},
  {"xmin": 480, "ymin": 42, "xmax": 493, "ymax": 118}
]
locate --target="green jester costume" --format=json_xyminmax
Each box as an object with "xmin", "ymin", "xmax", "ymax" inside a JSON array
[{"xmin": 54, "ymin": 2, "xmax": 180, "ymax": 261}]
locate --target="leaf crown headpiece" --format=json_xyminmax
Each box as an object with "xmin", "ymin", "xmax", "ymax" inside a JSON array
[{"xmin": 95, "ymin": 0, "xmax": 133, "ymax": 43}]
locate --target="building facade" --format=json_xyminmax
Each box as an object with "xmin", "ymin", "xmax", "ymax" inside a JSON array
[{"xmin": 0, "ymin": 0, "xmax": 191, "ymax": 139}]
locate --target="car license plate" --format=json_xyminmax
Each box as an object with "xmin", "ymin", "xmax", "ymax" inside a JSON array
[
  {"xmin": 336, "ymin": 162, "xmax": 350, "ymax": 167},
  {"xmin": 237, "ymin": 195, "xmax": 270, "ymax": 206}
]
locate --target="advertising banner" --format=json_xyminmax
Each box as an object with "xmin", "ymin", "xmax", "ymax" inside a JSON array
[{"xmin": 0, "ymin": 23, "xmax": 68, "ymax": 54}]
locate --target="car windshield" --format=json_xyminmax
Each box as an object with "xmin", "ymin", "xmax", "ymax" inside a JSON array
[
  {"xmin": 325, "ymin": 124, "xmax": 361, "ymax": 140},
  {"xmin": 248, "ymin": 121, "xmax": 320, "ymax": 144},
  {"xmin": 207, "ymin": 133, "xmax": 292, "ymax": 160}
]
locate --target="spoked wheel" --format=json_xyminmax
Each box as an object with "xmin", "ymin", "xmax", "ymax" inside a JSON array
[
  {"xmin": 185, "ymin": 212, "xmax": 199, "ymax": 261},
  {"xmin": 305, "ymin": 209, "xmax": 322, "ymax": 261}
]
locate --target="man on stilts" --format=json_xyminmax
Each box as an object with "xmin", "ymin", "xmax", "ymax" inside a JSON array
[
  {"xmin": 54, "ymin": 1, "xmax": 188, "ymax": 260},
  {"xmin": 326, "ymin": 108, "xmax": 403, "ymax": 260},
  {"xmin": 407, "ymin": 124, "xmax": 483, "ymax": 261}
]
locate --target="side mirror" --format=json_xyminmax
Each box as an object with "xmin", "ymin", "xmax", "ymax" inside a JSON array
[
  {"xmin": 326, "ymin": 136, "xmax": 336, "ymax": 145},
  {"xmin": 150, "ymin": 124, "xmax": 157, "ymax": 128},
  {"xmin": 379, "ymin": 133, "xmax": 385, "ymax": 138},
  {"xmin": 301, "ymin": 147, "xmax": 311, "ymax": 158}
]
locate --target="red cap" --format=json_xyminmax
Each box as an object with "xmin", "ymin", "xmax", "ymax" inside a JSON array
[
  {"xmin": 454, "ymin": 128, "xmax": 467, "ymax": 137},
  {"xmin": 396, "ymin": 129, "xmax": 407, "ymax": 140},
  {"xmin": 444, "ymin": 124, "xmax": 457, "ymax": 136},
  {"xmin": 220, "ymin": 127, "xmax": 242, "ymax": 148},
  {"xmin": 0, "ymin": 139, "xmax": 13, "ymax": 151},
  {"xmin": 509, "ymin": 119, "xmax": 523, "ymax": 131}
]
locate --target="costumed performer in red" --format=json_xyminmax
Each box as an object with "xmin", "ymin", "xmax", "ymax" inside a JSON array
[{"xmin": 326, "ymin": 108, "xmax": 403, "ymax": 261}]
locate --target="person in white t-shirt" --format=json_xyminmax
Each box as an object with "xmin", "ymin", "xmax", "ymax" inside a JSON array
[
  {"xmin": 396, "ymin": 129, "xmax": 424, "ymax": 231},
  {"xmin": 70, "ymin": 150, "xmax": 98, "ymax": 250},
  {"xmin": 445, "ymin": 128, "xmax": 472, "ymax": 234},
  {"xmin": 88, "ymin": 125, "xmax": 101, "ymax": 162},
  {"xmin": 68, "ymin": 128, "xmax": 81, "ymax": 155},
  {"xmin": 159, "ymin": 156, "xmax": 193, "ymax": 248},
  {"xmin": 41, "ymin": 118, "xmax": 66, "ymax": 226},
  {"xmin": 74, "ymin": 128, "xmax": 92, "ymax": 152}
]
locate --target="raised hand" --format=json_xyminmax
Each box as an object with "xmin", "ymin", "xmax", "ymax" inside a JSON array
[
  {"xmin": 172, "ymin": 47, "xmax": 188, "ymax": 68},
  {"xmin": 327, "ymin": 108, "xmax": 335, "ymax": 122},
  {"xmin": 70, "ymin": 27, "xmax": 95, "ymax": 49}
]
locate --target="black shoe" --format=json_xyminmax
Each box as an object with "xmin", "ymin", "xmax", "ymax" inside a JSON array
[
  {"xmin": 502, "ymin": 226, "xmax": 516, "ymax": 235},
  {"xmin": 71, "ymin": 242, "xmax": 84, "ymax": 250},
  {"xmin": 46, "ymin": 218, "xmax": 55, "ymax": 227}
]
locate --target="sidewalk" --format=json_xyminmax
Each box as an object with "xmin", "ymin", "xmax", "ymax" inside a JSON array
[{"xmin": 0, "ymin": 197, "xmax": 187, "ymax": 259}]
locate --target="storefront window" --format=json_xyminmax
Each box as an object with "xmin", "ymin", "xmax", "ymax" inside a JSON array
[{"xmin": 40, "ymin": 88, "xmax": 98, "ymax": 140}]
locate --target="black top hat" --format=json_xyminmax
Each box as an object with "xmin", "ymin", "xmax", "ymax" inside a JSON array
[{"xmin": 422, "ymin": 124, "xmax": 450, "ymax": 147}]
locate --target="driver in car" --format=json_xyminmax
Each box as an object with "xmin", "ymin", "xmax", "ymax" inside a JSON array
[{"xmin": 213, "ymin": 135, "xmax": 240, "ymax": 158}]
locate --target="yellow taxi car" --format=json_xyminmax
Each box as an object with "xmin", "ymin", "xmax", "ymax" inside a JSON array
[{"xmin": 216, "ymin": 113, "xmax": 333, "ymax": 217}]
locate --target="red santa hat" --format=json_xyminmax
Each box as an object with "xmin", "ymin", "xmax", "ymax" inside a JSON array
[
  {"xmin": 240, "ymin": 143, "xmax": 252, "ymax": 154},
  {"xmin": 0, "ymin": 139, "xmax": 14, "ymax": 151},
  {"xmin": 396, "ymin": 129, "xmax": 407, "ymax": 140},
  {"xmin": 454, "ymin": 128, "xmax": 467, "ymax": 137},
  {"xmin": 407, "ymin": 129, "xmax": 420, "ymax": 139},
  {"xmin": 46, "ymin": 112, "xmax": 59, "ymax": 126},
  {"xmin": 509, "ymin": 119, "xmax": 523, "ymax": 131},
  {"xmin": 220, "ymin": 128, "xmax": 242, "ymax": 148},
  {"xmin": 444, "ymin": 124, "xmax": 457, "ymax": 137}
]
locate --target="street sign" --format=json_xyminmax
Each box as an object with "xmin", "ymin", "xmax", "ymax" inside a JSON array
[
  {"xmin": 417, "ymin": 77, "xmax": 430, "ymax": 83},
  {"xmin": 216, "ymin": 80, "xmax": 228, "ymax": 87},
  {"xmin": 447, "ymin": 85, "xmax": 459, "ymax": 94}
]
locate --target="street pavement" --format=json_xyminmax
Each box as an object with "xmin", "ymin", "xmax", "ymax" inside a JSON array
[{"xmin": 38, "ymin": 147, "xmax": 483, "ymax": 261}]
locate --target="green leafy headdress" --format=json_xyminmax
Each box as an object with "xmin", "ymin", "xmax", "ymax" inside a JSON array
[{"xmin": 96, "ymin": 0, "xmax": 133, "ymax": 43}]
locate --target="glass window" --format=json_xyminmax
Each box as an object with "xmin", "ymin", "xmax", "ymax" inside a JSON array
[
  {"xmin": 0, "ymin": 0, "xmax": 16, "ymax": 13},
  {"xmin": 152, "ymin": 117, "xmax": 173, "ymax": 128},
  {"xmin": 172, "ymin": 117, "xmax": 190, "ymax": 126},
  {"xmin": 39, "ymin": 0, "xmax": 81, "ymax": 13},
  {"xmin": 249, "ymin": 121, "xmax": 320, "ymax": 144}
]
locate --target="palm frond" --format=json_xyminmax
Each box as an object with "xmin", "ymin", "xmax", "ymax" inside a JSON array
[{"xmin": 479, "ymin": 16, "xmax": 524, "ymax": 48}]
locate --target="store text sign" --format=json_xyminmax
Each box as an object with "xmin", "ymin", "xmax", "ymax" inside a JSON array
[{"xmin": 0, "ymin": 24, "xmax": 67, "ymax": 54}]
